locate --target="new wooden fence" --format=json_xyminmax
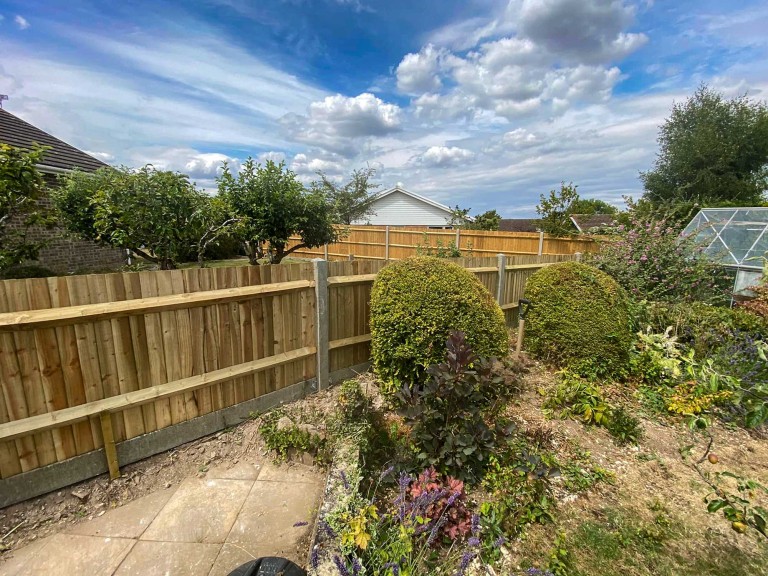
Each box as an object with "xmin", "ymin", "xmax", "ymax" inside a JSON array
[
  {"xmin": 288, "ymin": 226, "xmax": 598, "ymax": 261},
  {"xmin": 0, "ymin": 254, "xmax": 575, "ymax": 504}
]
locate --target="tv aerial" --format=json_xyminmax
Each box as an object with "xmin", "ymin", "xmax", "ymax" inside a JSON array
[{"xmin": 0, "ymin": 95, "xmax": 8, "ymax": 109}]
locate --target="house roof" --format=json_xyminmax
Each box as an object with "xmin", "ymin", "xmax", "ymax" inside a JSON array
[
  {"xmin": 569, "ymin": 214, "xmax": 616, "ymax": 232},
  {"xmin": 499, "ymin": 218, "xmax": 540, "ymax": 233},
  {"xmin": 0, "ymin": 108, "xmax": 108, "ymax": 173},
  {"xmin": 373, "ymin": 186, "xmax": 455, "ymax": 215}
]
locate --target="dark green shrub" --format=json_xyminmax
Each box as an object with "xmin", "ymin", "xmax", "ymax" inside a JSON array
[
  {"xmin": 396, "ymin": 331, "xmax": 515, "ymax": 482},
  {"xmin": 370, "ymin": 256, "xmax": 508, "ymax": 392},
  {"xmin": 0, "ymin": 264, "xmax": 56, "ymax": 279},
  {"xmin": 524, "ymin": 261, "xmax": 633, "ymax": 379},
  {"xmin": 605, "ymin": 406, "xmax": 644, "ymax": 446}
]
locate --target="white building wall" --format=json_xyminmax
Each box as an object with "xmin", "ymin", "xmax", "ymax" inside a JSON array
[{"xmin": 358, "ymin": 190, "xmax": 452, "ymax": 226}]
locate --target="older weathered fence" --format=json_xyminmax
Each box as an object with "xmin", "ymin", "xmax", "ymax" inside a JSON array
[
  {"xmin": 288, "ymin": 226, "xmax": 597, "ymax": 261},
  {"xmin": 0, "ymin": 254, "xmax": 575, "ymax": 505}
]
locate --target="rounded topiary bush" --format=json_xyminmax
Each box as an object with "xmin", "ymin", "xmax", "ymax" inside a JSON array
[
  {"xmin": 370, "ymin": 256, "xmax": 508, "ymax": 393},
  {"xmin": 524, "ymin": 261, "xmax": 633, "ymax": 378}
]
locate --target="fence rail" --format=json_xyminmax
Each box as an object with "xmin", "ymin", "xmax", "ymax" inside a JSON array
[
  {"xmin": 288, "ymin": 226, "xmax": 597, "ymax": 261},
  {"xmin": 0, "ymin": 254, "xmax": 575, "ymax": 502}
]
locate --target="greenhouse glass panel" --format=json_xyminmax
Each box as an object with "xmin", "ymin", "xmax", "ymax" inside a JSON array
[{"xmin": 681, "ymin": 208, "xmax": 768, "ymax": 269}]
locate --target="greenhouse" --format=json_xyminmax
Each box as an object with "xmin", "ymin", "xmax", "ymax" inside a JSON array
[{"xmin": 681, "ymin": 207, "xmax": 768, "ymax": 294}]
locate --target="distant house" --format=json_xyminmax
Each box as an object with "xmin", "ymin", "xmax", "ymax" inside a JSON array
[
  {"xmin": 0, "ymin": 108, "xmax": 126, "ymax": 273},
  {"xmin": 569, "ymin": 214, "xmax": 617, "ymax": 233},
  {"xmin": 357, "ymin": 186, "xmax": 456, "ymax": 227}
]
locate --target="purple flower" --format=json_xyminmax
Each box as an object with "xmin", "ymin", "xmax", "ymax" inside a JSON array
[
  {"xmin": 333, "ymin": 555, "xmax": 350, "ymax": 576},
  {"xmin": 293, "ymin": 521, "xmax": 309, "ymax": 527},
  {"xmin": 468, "ymin": 536, "xmax": 481, "ymax": 548},
  {"xmin": 379, "ymin": 465, "xmax": 395, "ymax": 481},
  {"xmin": 340, "ymin": 470, "xmax": 350, "ymax": 490},
  {"xmin": 383, "ymin": 562, "xmax": 401, "ymax": 576},
  {"xmin": 471, "ymin": 514, "xmax": 480, "ymax": 536},
  {"xmin": 493, "ymin": 535, "xmax": 506, "ymax": 548},
  {"xmin": 310, "ymin": 547, "xmax": 320, "ymax": 570},
  {"xmin": 454, "ymin": 551, "xmax": 476, "ymax": 576},
  {"xmin": 352, "ymin": 556, "xmax": 362, "ymax": 576}
]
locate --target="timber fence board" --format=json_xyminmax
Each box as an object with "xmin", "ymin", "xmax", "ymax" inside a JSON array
[
  {"xmin": 287, "ymin": 225, "xmax": 597, "ymax": 261},
  {"xmin": 0, "ymin": 253, "xmax": 574, "ymax": 490}
]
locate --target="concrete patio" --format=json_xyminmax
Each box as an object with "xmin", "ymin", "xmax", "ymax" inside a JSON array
[{"xmin": 0, "ymin": 460, "xmax": 324, "ymax": 576}]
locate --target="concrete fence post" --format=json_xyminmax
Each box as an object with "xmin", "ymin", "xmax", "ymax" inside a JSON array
[
  {"xmin": 323, "ymin": 244, "xmax": 329, "ymax": 260},
  {"xmin": 496, "ymin": 253, "xmax": 507, "ymax": 305},
  {"xmin": 455, "ymin": 227, "xmax": 461, "ymax": 248},
  {"xmin": 574, "ymin": 252, "xmax": 582, "ymax": 262},
  {"xmin": 538, "ymin": 231, "xmax": 544, "ymax": 257},
  {"xmin": 385, "ymin": 225, "xmax": 390, "ymax": 261},
  {"xmin": 313, "ymin": 259, "xmax": 329, "ymax": 391}
]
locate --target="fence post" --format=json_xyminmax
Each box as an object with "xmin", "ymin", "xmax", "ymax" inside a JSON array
[
  {"xmin": 348, "ymin": 254, "xmax": 355, "ymax": 261},
  {"xmin": 455, "ymin": 227, "xmax": 460, "ymax": 248},
  {"xmin": 538, "ymin": 231, "xmax": 544, "ymax": 257},
  {"xmin": 574, "ymin": 252, "xmax": 582, "ymax": 262},
  {"xmin": 323, "ymin": 244, "xmax": 329, "ymax": 260},
  {"xmin": 385, "ymin": 225, "xmax": 390, "ymax": 261},
  {"xmin": 313, "ymin": 259, "xmax": 329, "ymax": 391},
  {"xmin": 496, "ymin": 253, "xmax": 507, "ymax": 305},
  {"xmin": 100, "ymin": 412, "xmax": 120, "ymax": 480}
]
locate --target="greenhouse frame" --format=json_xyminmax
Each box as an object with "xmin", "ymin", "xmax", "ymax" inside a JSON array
[{"xmin": 681, "ymin": 207, "xmax": 768, "ymax": 295}]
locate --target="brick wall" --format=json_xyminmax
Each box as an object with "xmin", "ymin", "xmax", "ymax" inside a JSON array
[{"xmin": 5, "ymin": 174, "xmax": 127, "ymax": 274}]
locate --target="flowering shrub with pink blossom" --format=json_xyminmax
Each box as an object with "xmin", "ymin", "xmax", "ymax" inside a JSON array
[{"xmin": 588, "ymin": 216, "xmax": 731, "ymax": 304}]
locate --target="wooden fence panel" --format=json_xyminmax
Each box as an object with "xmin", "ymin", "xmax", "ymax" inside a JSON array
[
  {"xmin": 0, "ymin": 256, "xmax": 574, "ymax": 482},
  {"xmin": 287, "ymin": 226, "xmax": 597, "ymax": 261}
]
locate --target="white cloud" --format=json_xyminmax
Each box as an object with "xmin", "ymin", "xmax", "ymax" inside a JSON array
[
  {"xmin": 14, "ymin": 15, "xmax": 29, "ymax": 30},
  {"xmin": 396, "ymin": 44, "xmax": 447, "ymax": 94},
  {"xmin": 281, "ymin": 93, "xmax": 402, "ymax": 156},
  {"xmin": 415, "ymin": 146, "xmax": 475, "ymax": 167}
]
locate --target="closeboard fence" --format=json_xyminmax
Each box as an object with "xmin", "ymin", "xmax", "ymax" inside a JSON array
[
  {"xmin": 0, "ymin": 254, "xmax": 575, "ymax": 506},
  {"xmin": 288, "ymin": 226, "xmax": 598, "ymax": 261}
]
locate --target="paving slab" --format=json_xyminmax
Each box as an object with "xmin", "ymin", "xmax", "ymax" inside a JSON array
[
  {"xmin": 206, "ymin": 461, "xmax": 262, "ymax": 481},
  {"xmin": 0, "ymin": 534, "xmax": 53, "ymax": 576},
  {"xmin": 67, "ymin": 486, "xmax": 177, "ymax": 539},
  {"xmin": 141, "ymin": 478, "xmax": 253, "ymax": 544},
  {"xmin": 113, "ymin": 541, "xmax": 220, "ymax": 576},
  {"xmin": 257, "ymin": 461, "xmax": 324, "ymax": 484},
  {"xmin": 2, "ymin": 533, "xmax": 134, "ymax": 576},
  {"xmin": 207, "ymin": 543, "xmax": 259, "ymax": 576},
  {"xmin": 225, "ymin": 479, "xmax": 320, "ymax": 560}
]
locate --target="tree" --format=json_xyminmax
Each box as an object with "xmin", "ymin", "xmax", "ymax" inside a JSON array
[
  {"xmin": 641, "ymin": 85, "xmax": 768, "ymax": 207},
  {"xmin": 313, "ymin": 166, "xmax": 379, "ymax": 225},
  {"xmin": 569, "ymin": 198, "xmax": 617, "ymax": 215},
  {"xmin": 447, "ymin": 206, "xmax": 502, "ymax": 230},
  {"xmin": 536, "ymin": 182, "xmax": 580, "ymax": 237},
  {"xmin": 54, "ymin": 165, "xmax": 206, "ymax": 269},
  {"xmin": 218, "ymin": 159, "xmax": 338, "ymax": 264},
  {"xmin": 0, "ymin": 145, "xmax": 55, "ymax": 273},
  {"xmin": 191, "ymin": 195, "xmax": 242, "ymax": 267}
]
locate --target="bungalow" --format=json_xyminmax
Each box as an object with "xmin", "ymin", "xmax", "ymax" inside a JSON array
[
  {"xmin": 0, "ymin": 108, "xmax": 126, "ymax": 273},
  {"xmin": 356, "ymin": 186, "xmax": 456, "ymax": 227}
]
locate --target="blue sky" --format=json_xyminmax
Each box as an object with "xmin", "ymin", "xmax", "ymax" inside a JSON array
[{"xmin": 1, "ymin": 0, "xmax": 767, "ymax": 217}]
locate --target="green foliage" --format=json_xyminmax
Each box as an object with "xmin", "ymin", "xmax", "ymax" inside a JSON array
[
  {"xmin": 569, "ymin": 198, "xmax": 618, "ymax": 215},
  {"xmin": 312, "ymin": 166, "xmax": 380, "ymax": 225},
  {"xmin": 217, "ymin": 159, "xmax": 337, "ymax": 264},
  {"xmin": 524, "ymin": 261, "xmax": 633, "ymax": 379},
  {"xmin": 536, "ymin": 182, "xmax": 580, "ymax": 237},
  {"xmin": 560, "ymin": 450, "xmax": 615, "ymax": 493},
  {"xmin": 481, "ymin": 449, "xmax": 558, "ymax": 540},
  {"xmin": 370, "ymin": 257, "xmax": 508, "ymax": 391},
  {"xmin": 397, "ymin": 331, "xmax": 514, "ymax": 481},
  {"xmin": 641, "ymin": 84, "xmax": 768, "ymax": 207},
  {"xmin": 588, "ymin": 214, "xmax": 732, "ymax": 304},
  {"xmin": 414, "ymin": 233, "xmax": 465, "ymax": 258},
  {"xmin": 544, "ymin": 371, "xmax": 643, "ymax": 445},
  {"xmin": 191, "ymin": 195, "xmax": 242, "ymax": 267},
  {"xmin": 0, "ymin": 144, "xmax": 55, "ymax": 272},
  {"xmin": 258, "ymin": 410, "xmax": 329, "ymax": 463},
  {"xmin": 448, "ymin": 207, "xmax": 502, "ymax": 230},
  {"xmin": 0, "ymin": 264, "xmax": 56, "ymax": 279},
  {"xmin": 703, "ymin": 470, "xmax": 768, "ymax": 539},
  {"xmin": 54, "ymin": 165, "xmax": 206, "ymax": 269},
  {"xmin": 630, "ymin": 327, "xmax": 685, "ymax": 387}
]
